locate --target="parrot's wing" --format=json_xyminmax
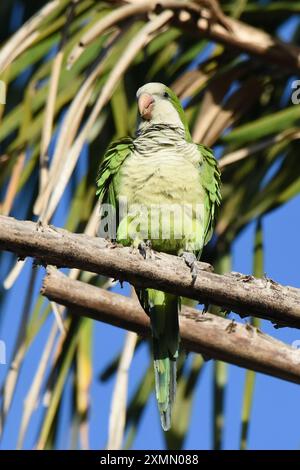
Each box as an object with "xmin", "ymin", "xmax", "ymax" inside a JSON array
[
  {"xmin": 96, "ymin": 137, "xmax": 134, "ymax": 209},
  {"xmin": 198, "ymin": 144, "xmax": 221, "ymax": 246}
]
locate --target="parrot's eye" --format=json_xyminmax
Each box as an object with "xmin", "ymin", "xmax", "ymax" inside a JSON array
[{"xmin": 163, "ymin": 91, "xmax": 169, "ymax": 98}]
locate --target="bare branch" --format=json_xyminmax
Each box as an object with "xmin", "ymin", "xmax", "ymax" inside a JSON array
[
  {"xmin": 67, "ymin": 0, "xmax": 300, "ymax": 73},
  {"xmin": 111, "ymin": 1, "xmax": 300, "ymax": 72},
  {"xmin": 41, "ymin": 269, "xmax": 300, "ymax": 386},
  {"xmin": 0, "ymin": 216, "xmax": 300, "ymax": 329},
  {"xmin": 173, "ymin": 1, "xmax": 300, "ymax": 71}
]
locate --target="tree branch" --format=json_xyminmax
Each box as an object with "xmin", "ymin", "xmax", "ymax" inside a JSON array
[
  {"xmin": 0, "ymin": 215, "xmax": 300, "ymax": 328},
  {"xmin": 41, "ymin": 268, "xmax": 300, "ymax": 386},
  {"xmin": 127, "ymin": 0, "xmax": 300, "ymax": 72},
  {"xmin": 68, "ymin": 1, "xmax": 300, "ymax": 73},
  {"xmin": 185, "ymin": 11, "xmax": 300, "ymax": 72}
]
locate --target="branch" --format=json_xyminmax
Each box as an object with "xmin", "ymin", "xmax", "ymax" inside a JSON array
[
  {"xmin": 66, "ymin": 1, "xmax": 300, "ymax": 72},
  {"xmin": 0, "ymin": 215, "xmax": 300, "ymax": 328},
  {"xmin": 107, "ymin": 1, "xmax": 300, "ymax": 72},
  {"xmin": 41, "ymin": 269, "xmax": 300, "ymax": 386},
  {"xmin": 186, "ymin": 11, "xmax": 300, "ymax": 72},
  {"xmin": 172, "ymin": 0, "xmax": 300, "ymax": 72}
]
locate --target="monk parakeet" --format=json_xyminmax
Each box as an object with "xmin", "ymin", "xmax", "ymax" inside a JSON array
[{"xmin": 96, "ymin": 82, "xmax": 221, "ymax": 431}]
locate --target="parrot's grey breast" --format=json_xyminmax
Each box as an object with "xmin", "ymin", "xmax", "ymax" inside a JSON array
[{"xmin": 118, "ymin": 128, "xmax": 204, "ymax": 207}]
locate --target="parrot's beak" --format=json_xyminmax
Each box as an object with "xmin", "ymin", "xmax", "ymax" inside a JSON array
[{"xmin": 138, "ymin": 93, "xmax": 154, "ymax": 120}]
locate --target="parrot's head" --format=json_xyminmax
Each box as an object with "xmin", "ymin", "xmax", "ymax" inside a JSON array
[{"xmin": 136, "ymin": 82, "xmax": 191, "ymax": 140}]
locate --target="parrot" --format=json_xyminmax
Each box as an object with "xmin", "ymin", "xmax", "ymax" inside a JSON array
[{"xmin": 96, "ymin": 82, "xmax": 221, "ymax": 431}]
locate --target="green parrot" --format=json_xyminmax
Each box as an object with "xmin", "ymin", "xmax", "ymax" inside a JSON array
[{"xmin": 96, "ymin": 82, "xmax": 221, "ymax": 431}]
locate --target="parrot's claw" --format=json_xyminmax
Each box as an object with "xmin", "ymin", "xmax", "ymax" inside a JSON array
[
  {"xmin": 181, "ymin": 252, "xmax": 198, "ymax": 283},
  {"xmin": 36, "ymin": 219, "xmax": 44, "ymax": 232},
  {"xmin": 36, "ymin": 219, "xmax": 59, "ymax": 233},
  {"xmin": 138, "ymin": 240, "xmax": 153, "ymax": 260},
  {"xmin": 225, "ymin": 319, "xmax": 237, "ymax": 334}
]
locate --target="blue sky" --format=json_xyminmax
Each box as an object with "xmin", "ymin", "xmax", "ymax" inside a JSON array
[{"xmin": 1, "ymin": 1, "xmax": 300, "ymax": 451}]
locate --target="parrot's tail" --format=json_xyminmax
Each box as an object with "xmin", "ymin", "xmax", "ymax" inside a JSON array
[{"xmin": 147, "ymin": 289, "xmax": 180, "ymax": 431}]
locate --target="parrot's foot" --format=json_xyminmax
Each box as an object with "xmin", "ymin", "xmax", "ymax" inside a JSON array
[
  {"xmin": 138, "ymin": 240, "xmax": 153, "ymax": 260},
  {"xmin": 225, "ymin": 319, "xmax": 237, "ymax": 334},
  {"xmin": 180, "ymin": 252, "xmax": 198, "ymax": 283},
  {"xmin": 201, "ymin": 303, "xmax": 210, "ymax": 314},
  {"xmin": 36, "ymin": 219, "xmax": 59, "ymax": 233},
  {"xmin": 36, "ymin": 219, "xmax": 44, "ymax": 232}
]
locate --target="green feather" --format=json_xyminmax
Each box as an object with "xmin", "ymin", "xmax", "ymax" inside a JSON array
[
  {"xmin": 96, "ymin": 137, "xmax": 134, "ymax": 207},
  {"xmin": 163, "ymin": 85, "xmax": 192, "ymax": 142},
  {"xmin": 198, "ymin": 144, "xmax": 222, "ymax": 245},
  {"xmin": 138, "ymin": 288, "xmax": 179, "ymax": 431}
]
